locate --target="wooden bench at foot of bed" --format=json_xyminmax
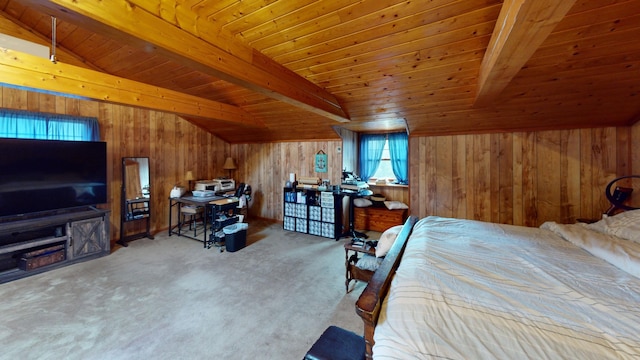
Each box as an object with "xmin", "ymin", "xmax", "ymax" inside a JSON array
[{"xmin": 354, "ymin": 215, "xmax": 418, "ymax": 359}]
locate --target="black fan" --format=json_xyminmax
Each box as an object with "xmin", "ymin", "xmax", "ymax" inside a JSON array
[{"xmin": 604, "ymin": 175, "xmax": 640, "ymax": 216}]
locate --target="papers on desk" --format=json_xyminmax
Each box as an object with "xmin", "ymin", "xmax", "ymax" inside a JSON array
[
  {"xmin": 192, "ymin": 190, "xmax": 216, "ymax": 197},
  {"xmin": 180, "ymin": 195, "xmax": 223, "ymax": 202},
  {"xmin": 209, "ymin": 197, "xmax": 239, "ymax": 205},
  {"xmin": 175, "ymin": 194, "xmax": 238, "ymax": 205}
]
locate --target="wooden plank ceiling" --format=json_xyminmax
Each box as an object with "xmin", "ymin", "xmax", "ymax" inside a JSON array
[{"xmin": 1, "ymin": 0, "xmax": 639, "ymax": 143}]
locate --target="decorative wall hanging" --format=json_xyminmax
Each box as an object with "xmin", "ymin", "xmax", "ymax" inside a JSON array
[{"xmin": 315, "ymin": 150, "xmax": 328, "ymax": 173}]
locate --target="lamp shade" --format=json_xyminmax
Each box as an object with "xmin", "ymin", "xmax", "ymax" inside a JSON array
[
  {"xmin": 185, "ymin": 170, "xmax": 195, "ymax": 181},
  {"xmin": 223, "ymin": 157, "xmax": 237, "ymax": 170}
]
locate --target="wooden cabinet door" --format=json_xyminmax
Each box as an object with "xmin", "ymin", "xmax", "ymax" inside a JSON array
[{"xmin": 68, "ymin": 217, "xmax": 108, "ymax": 259}]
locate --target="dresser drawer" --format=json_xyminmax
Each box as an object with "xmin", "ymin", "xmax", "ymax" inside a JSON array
[{"xmin": 354, "ymin": 207, "xmax": 407, "ymax": 233}]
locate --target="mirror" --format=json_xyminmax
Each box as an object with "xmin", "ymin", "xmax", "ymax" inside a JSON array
[{"xmin": 118, "ymin": 157, "xmax": 153, "ymax": 247}]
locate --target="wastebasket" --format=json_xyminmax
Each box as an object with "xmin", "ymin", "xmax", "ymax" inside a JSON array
[{"xmin": 223, "ymin": 223, "xmax": 248, "ymax": 252}]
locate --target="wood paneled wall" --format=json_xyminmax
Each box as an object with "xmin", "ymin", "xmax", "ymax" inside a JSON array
[
  {"xmin": 231, "ymin": 125, "xmax": 635, "ymax": 226},
  {"xmin": 1, "ymin": 85, "xmax": 229, "ymax": 246},
  {"xmin": 230, "ymin": 141, "xmax": 343, "ymax": 221},
  {"xmin": 409, "ymin": 128, "xmax": 633, "ymax": 226},
  {"xmin": 4, "ymin": 86, "xmax": 637, "ymax": 235},
  {"xmin": 634, "ymin": 121, "xmax": 640, "ymax": 174},
  {"xmin": 229, "ymin": 131, "xmax": 410, "ymax": 223},
  {"xmin": 633, "ymin": 122, "xmax": 640, "ymax": 205},
  {"xmin": 367, "ymin": 185, "xmax": 409, "ymax": 205}
]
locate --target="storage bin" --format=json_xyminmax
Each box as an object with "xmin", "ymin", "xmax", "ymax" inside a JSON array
[
  {"xmin": 223, "ymin": 223, "xmax": 248, "ymax": 252},
  {"xmin": 225, "ymin": 229, "xmax": 247, "ymax": 252}
]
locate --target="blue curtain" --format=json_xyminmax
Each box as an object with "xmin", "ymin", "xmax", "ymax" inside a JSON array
[
  {"xmin": 359, "ymin": 133, "xmax": 386, "ymax": 181},
  {"xmin": 388, "ymin": 132, "xmax": 408, "ymax": 184},
  {"xmin": 0, "ymin": 109, "xmax": 100, "ymax": 141}
]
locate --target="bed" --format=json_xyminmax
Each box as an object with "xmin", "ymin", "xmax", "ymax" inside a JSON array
[{"xmin": 355, "ymin": 211, "xmax": 640, "ymax": 359}]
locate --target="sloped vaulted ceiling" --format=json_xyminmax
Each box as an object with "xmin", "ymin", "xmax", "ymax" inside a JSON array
[{"xmin": 1, "ymin": 0, "xmax": 639, "ymax": 143}]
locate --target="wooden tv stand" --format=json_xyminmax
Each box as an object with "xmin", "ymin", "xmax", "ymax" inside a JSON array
[{"xmin": 0, "ymin": 207, "xmax": 110, "ymax": 284}]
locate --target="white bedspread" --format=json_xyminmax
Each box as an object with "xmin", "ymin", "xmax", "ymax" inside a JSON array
[{"xmin": 373, "ymin": 216, "xmax": 640, "ymax": 359}]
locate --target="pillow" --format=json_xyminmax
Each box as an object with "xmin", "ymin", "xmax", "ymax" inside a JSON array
[
  {"xmin": 384, "ymin": 201, "xmax": 408, "ymax": 210},
  {"xmin": 353, "ymin": 198, "xmax": 372, "ymax": 207},
  {"xmin": 586, "ymin": 209, "xmax": 640, "ymax": 242},
  {"xmin": 355, "ymin": 254, "xmax": 383, "ymax": 271},
  {"xmin": 375, "ymin": 225, "xmax": 403, "ymax": 258}
]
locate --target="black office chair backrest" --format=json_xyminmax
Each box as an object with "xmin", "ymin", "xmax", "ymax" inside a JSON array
[{"xmin": 235, "ymin": 183, "xmax": 245, "ymax": 198}]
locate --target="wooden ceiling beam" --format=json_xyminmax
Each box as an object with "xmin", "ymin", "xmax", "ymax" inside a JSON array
[
  {"xmin": 474, "ymin": 0, "xmax": 577, "ymax": 107},
  {"xmin": 20, "ymin": 0, "xmax": 350, "ymax": 123},
  {"xmin": 0, "ymin": 48, "xmax": 260, "ymax": 126}
]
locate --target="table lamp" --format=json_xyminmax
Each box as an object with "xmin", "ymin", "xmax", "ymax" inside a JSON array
[
  {"xmin": 185, "ymin": 170, "xmax": 195, "ymax": 191},
  {"xmin": 223, "ymin": 157, "xmax": 236, "ymax": 179}
]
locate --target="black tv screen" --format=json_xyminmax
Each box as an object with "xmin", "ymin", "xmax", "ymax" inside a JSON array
[{"xmin": 0, "ymin": 138, "xmax": 107, "ymax": 219}]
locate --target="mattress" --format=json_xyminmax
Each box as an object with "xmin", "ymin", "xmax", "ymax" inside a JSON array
[{"xmin": 373, "ymin": 215, "xmax": 640, "ymax": 359}]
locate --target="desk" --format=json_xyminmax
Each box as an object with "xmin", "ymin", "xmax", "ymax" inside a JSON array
[{"xmin": 168, "ymin": 194, "xmax": 239, "ymax": 249}]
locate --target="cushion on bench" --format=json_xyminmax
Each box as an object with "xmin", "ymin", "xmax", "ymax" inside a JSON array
[{"xmin": 304, "ymin": 325, "xmax": 366, "ymax": 360}]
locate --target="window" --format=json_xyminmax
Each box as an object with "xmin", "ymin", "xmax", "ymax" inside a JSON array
[
  {"xmin": 359, "ymin": 132, "xmax": 408, "ymax": 185},
  {"xmin": 371, "ymin": 139, "xmax": 395, "ymax": 181},
  {"xmin": 0, "ymin": 109, "xmax": 100, "ymax": 141}
]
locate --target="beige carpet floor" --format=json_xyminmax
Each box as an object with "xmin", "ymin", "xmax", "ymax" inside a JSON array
[{"xmin": 0, "ymin": 219, "xmax": 380, "ymax": 360}]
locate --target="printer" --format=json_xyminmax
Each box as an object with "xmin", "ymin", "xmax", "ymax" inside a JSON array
[
  {"xmin": 212, "ymin": 178, "xmax": 236, "ymax": 192},
  {"xmin": 194, "ymin": 179, "xmax": 236, "ymax": 192},
  {"xmin": 194, "ymin": 180, "xmax": 219, "ymax": 192}
]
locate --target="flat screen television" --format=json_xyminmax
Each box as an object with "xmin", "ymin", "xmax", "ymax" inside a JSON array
[{"xmin": 0, "ymin": 138, "xmax": 107, "ymax": 219}]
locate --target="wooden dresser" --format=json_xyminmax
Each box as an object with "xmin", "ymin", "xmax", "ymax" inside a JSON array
[{"xmin": 353, "ymin": 206, "xmax": 407, "ymax": 233}]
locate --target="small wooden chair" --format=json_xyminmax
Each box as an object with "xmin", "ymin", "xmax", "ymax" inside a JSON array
[{"xmin": 181, "ymin": 206, "xmax": 204, "ymax": 236}]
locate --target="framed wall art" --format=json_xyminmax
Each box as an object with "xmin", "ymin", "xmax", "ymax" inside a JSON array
[{"xmin": 315, "ymin": 150, "xmax": 328, "ymax": 173}]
